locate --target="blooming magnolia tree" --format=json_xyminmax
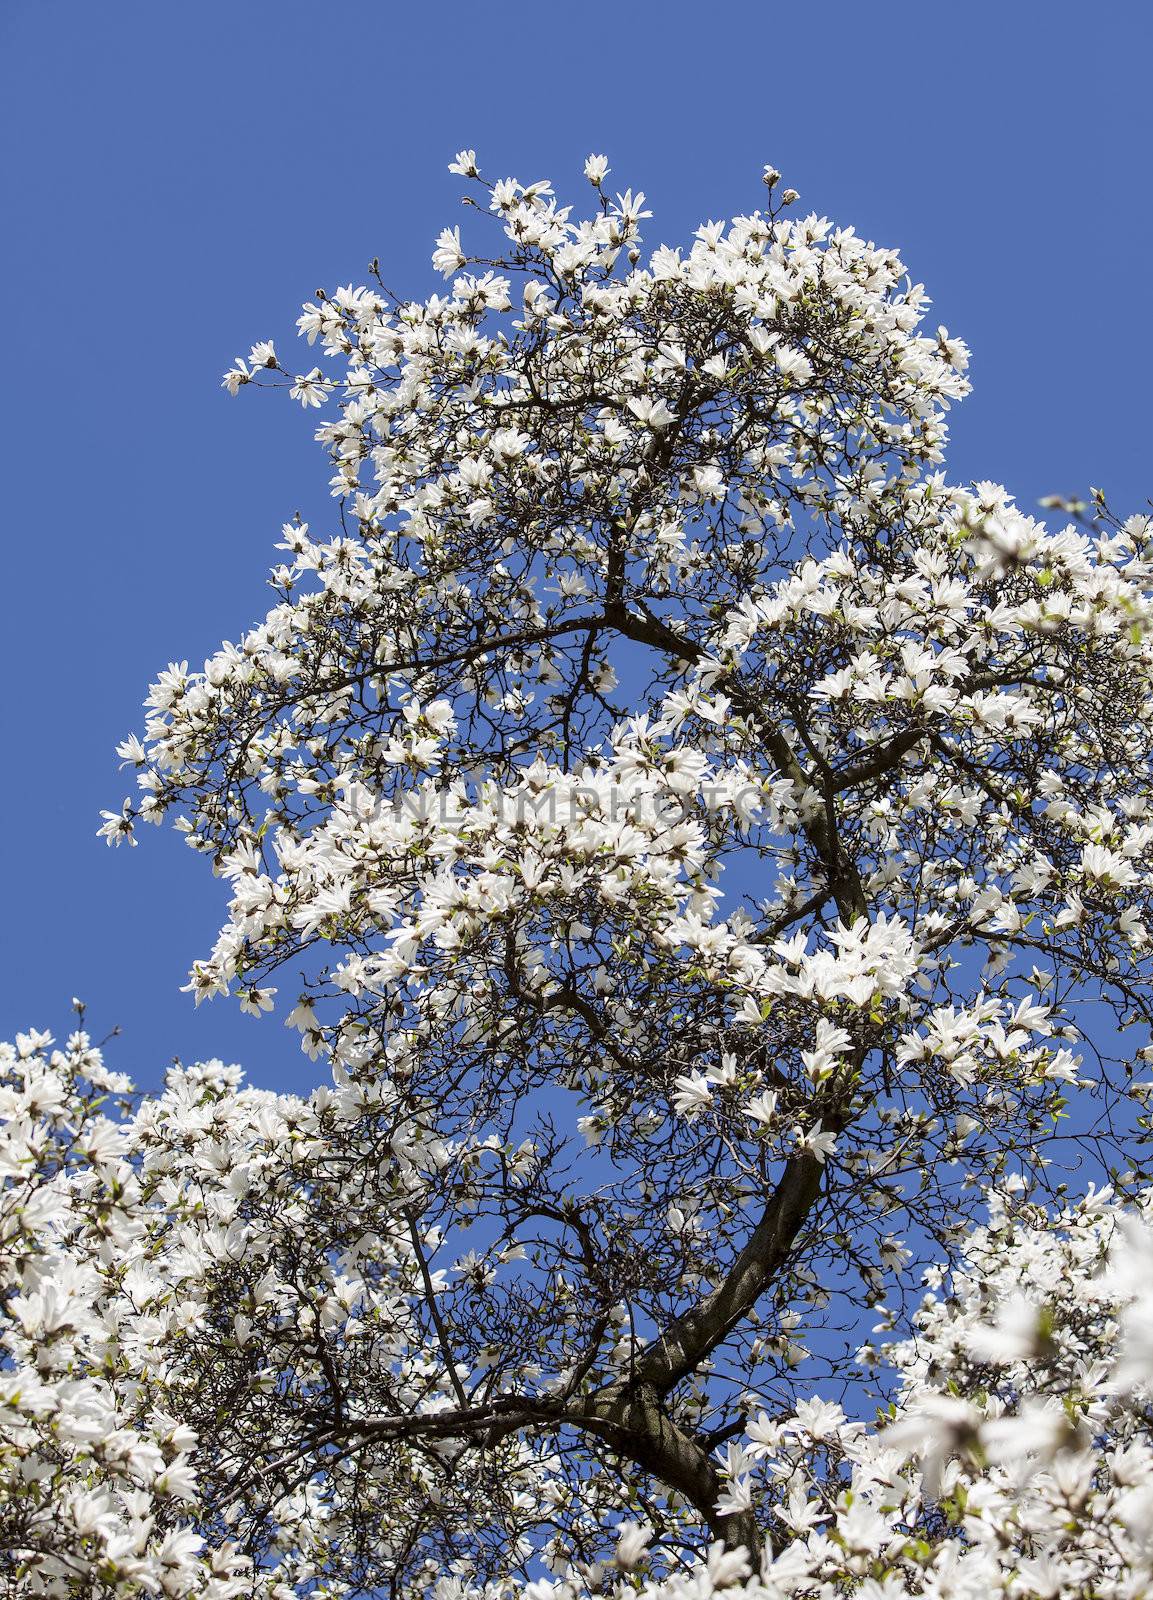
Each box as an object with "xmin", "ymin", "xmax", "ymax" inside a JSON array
[{"xmin": 10, "ymin": 151, "xmax": 1153, "ymax": 1595}]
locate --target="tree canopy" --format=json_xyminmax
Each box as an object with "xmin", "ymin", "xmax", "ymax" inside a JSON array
[{"xmin": 9, "ymin": 151, "xmax": 1153, "ymax": 1598}]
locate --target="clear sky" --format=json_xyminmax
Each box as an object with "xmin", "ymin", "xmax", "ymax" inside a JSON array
[{"xmin": 1, "ymin": 0, "xmax": 1149, "ymax": 1097}]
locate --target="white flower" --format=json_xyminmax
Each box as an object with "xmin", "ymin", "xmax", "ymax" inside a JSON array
[
  {"xmin": 797, "ymin": 1121, "xmax": 837, "ymax": 1163},
  {"xmin": 613, "ymin": 1521, "xmax": 653, "ymax": 1570},
  {"xmin": 964, "ymin": 1294, "xmax": 1051, "ymax": 1363},
  {"xmin": 221, "ymin": 356, "xmax": 251, "ymax": 395},
  {"xmin": 433, "ymin": 225, "xmax": 467, "ymax": 277},
  {"xmin": 626, "ymin": 394, "xmax": 676, "ymax": 429},
  {"xmin": 1081, "ymin": 843, "xmax": 1139, "ymax": 892},
  {"xmin": 744, "ymin": 1090, "xmax": 778, "ymax": 1127},
  {"xmin": 673, "ymin": 1071, "xmax": 713, "ymax": 1118},
  {"xmin": 289, "ymin": 367, "xmax": 329, "ymax": 408},
  {"xmin": 97, "ymin": 802, "xmax": 136, "ymax": 847}
]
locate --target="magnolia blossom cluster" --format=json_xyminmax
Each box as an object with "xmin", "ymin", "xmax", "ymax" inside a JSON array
[
  {"xmin": 0, "ymin": 1027, "xmax": 247, "ymax": 1596},
  {"xmin": 63, "ymin": 149, "xmax": 1153, "ymax": 1590},
  {"xmin": 0, "ymin": 1023, "xmax": 566, "ymax": 1595}
]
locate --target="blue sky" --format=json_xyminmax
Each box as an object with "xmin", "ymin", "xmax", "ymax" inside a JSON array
[{"xmin": 2, "ymin": 0, "xmax": 1149, "ymax": 1097}]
